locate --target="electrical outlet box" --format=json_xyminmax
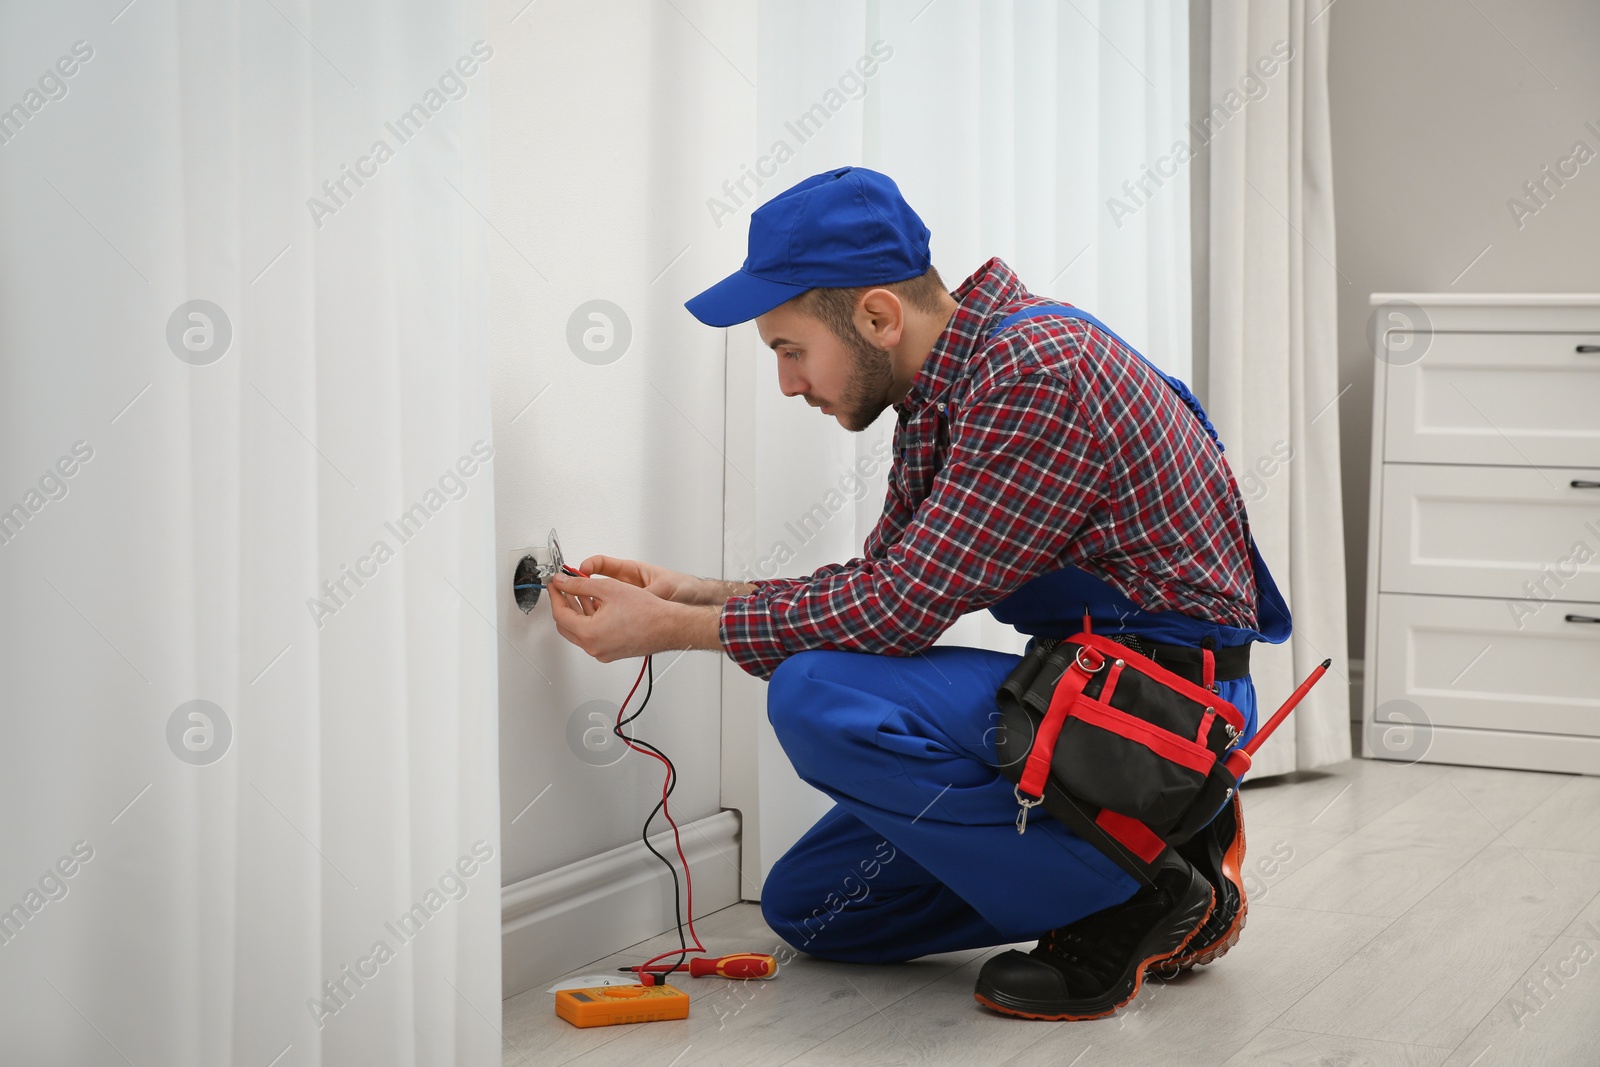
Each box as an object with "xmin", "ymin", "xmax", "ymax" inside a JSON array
[{"xmin": 512, "ymin": 529, "xmax": 566, "ymax": 612}]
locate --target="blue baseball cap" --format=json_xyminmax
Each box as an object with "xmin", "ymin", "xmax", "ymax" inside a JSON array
[{"xmin": 684, "ymin": 166, "xmax": 933, "ymax": 328}]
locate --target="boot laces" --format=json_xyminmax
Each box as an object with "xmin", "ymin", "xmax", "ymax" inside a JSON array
[{"xmin": 1034, "ymin": 881, "xmax": 1176, "ymax": 988}]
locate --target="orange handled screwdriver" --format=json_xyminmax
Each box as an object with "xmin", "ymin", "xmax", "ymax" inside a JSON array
[{"xmin": 619, "ymin": 953, "xmax": 779, "ymax": 979}]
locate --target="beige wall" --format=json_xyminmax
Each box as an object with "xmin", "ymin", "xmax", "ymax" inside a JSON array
[{"xmin": 1328, "ymin": 0, "xmax": 1600, "ymax": 656}]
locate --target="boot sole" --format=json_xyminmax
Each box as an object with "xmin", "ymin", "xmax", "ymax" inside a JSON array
[
  {"xmin": 1162, "ymin": 794, "xmax": 1248, "ymax": 971},
  {"xmin": 972, "ymin": 867, "xmax": 1215, "ymax": 1021}
]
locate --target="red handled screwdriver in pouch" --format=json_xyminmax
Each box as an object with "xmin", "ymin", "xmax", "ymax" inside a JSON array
[
  {"xmin": 1222, "ymin": 658, "xmax": 1333, "ymax": 780},
  {"xmin": 618, "ymin": 953, "xmax": 779, "ymax": 980}
]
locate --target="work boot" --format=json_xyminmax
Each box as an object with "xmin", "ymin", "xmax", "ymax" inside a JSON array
[
  {"xmin": 972, "ymin": 851, "xmax": 1213, "ymax": 1020},
  {"xmin": 1156, "ymin": 790, "xmax": 1246, "ymax": 973}
]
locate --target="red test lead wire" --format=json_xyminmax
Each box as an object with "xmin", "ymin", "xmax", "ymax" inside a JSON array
[{"xmin": 610, "ymin": 656, "xmax": 707, "ymax": 982}]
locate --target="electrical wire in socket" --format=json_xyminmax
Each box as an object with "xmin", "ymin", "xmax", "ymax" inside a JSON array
[{"xmin": 513, "ymin": 529, "xmax": 566, "ymax": 612}]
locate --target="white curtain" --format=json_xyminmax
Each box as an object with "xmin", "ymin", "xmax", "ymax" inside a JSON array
[
  {"xmin": 1206, "ymin": 0, "xmax": 1350, "ymax": 774},
  {"xmin": 729, "ymin": 0, "xmax": 1194, "ymax": 884},
  {"xmin": 0, "ymin": 3, "xmax": 500, "ymax": 1064}
]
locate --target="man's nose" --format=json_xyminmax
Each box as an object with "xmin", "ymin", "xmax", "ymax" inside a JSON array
[{"xmin": 776, "ymin": 361, "xmax": 807, "ymax": 398}]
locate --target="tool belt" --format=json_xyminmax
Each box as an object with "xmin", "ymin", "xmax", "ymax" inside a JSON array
[
  {"xmin": 994, "ymin": 628, "xmax": 1248, "ymax": 882},
  {"xmin": 1103, "ymin": 634, "xmax": 1249, "ymax": 686}
]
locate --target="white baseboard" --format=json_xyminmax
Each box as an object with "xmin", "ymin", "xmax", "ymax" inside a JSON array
[{"xmin": 500, "ymin": 809, "xmax": 742, "ymax": 999}]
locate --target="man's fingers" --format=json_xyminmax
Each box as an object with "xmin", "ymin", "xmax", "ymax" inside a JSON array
[
  {"xmin": 553, "ymin": 574, "xmax": 601, "ymax": 598},
  {"xmin": 581, "ymin": 555, "xmax": 634, "ymax": 582},
  {"xmin": 548, "ymin": 582, "xmax": 593, "ymax": 634},
  {"xmin": 580, "ymin": 554, "xmax": 652, "ymax": 587},
  {"xmin": 548, "ymin": 581, "xmax": 573, "ymax": 619},
  {"xmin": 547, "ymin": 586, "xmax": 574, "ymax": 631},
  {"xmin": 550, "ymin": 574, "xmax": 606, "ymax": 617},
  {"xmin": 548, "ymin": 577, "xmax": 588, "ymax": 611}
]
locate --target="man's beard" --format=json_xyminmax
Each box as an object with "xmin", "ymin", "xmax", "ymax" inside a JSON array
[{"xmin": 834, "ymin": 328, "xmax": 894, "ymax": 432}]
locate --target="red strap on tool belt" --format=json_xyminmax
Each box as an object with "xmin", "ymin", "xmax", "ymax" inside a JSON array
[
  {"xmin": 1094, "ymin": 809, "xmax": 1168, "ymax": 863},
  {"xmin": 1018, "ymin": 646, "xmax": 1099, "ymax": 798}
]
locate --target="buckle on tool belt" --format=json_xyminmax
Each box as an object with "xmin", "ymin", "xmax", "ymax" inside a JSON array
[{"xmin": 1014, "ymin": 785, "xmax": 1042, "ymax": 834}]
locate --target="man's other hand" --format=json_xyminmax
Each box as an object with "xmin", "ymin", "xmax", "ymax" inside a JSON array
[
  {"xmin": 578, "ymin": 555, "xmax": 703, "ymax": 603},
  {"xmin": 577, "ymin": 555, "xmax": 754, "ymax": 606}
]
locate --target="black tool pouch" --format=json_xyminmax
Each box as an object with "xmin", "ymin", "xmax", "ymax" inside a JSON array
[{"xmin": 993, "ymin": 632, "xmax": 1246, "ymax": 883}]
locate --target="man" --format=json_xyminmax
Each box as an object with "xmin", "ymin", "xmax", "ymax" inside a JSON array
[{"xmin": 548, "ymin": 166, "xmax": 1289, "ymax": 1020}]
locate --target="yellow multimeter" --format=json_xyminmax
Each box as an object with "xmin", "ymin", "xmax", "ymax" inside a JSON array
[{"xmin": 554, "ymin": 982, "xmax": 690, "ymax": 1028}]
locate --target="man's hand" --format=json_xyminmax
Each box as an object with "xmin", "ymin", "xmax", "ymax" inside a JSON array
[
  {"xmin": 578, "ymin": 555, "xmax": 756, "ymax": 606},
  {"xmin": 577, "ymin": 555, "xmax": 703, "ymax": 604},
  {"xmin": 548, "ymin": 571, "xmax": 724, "ymax": 662}
]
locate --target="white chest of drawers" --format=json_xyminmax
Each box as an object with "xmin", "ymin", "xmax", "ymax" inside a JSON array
[{"xmin": 1362, "ymin": 294, "xmax": 1600, "ymax": 774}]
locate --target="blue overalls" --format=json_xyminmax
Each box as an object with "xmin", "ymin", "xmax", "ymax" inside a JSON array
[{"xmin": 759, "ymin": 306, "xmax": 1291, "ymax": 963}]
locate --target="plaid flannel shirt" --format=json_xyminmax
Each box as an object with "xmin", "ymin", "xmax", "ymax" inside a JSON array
[{"xmin": 719, "ymin": 257, "xmax": 1259, "ymax": 680}]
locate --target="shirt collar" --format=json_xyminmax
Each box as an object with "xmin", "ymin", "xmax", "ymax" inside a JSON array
[{"xmin": 897, "ymin": 257, "xmax": 1029, "ymax": 414}]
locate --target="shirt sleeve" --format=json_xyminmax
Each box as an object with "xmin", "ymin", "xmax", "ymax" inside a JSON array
[
  {"xmin": 718, "ymin": 370, "xmax": 1103, "ymax": 679},
  {"xmin": 744, "ymin": 560, "xmax": 862, "ymax": 599}
]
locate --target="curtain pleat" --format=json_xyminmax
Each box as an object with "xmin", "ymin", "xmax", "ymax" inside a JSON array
[{"xmin": 1206, "ymin": 0, "xmax": 1351, "ymax": 775}]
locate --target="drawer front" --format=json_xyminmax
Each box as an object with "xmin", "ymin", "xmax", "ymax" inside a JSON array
[
  {"xmin": 1384, "ymin": 332, "xmax": 1600, "ymax": 466},
  {"xmin": 1372, "ymin": 593, "xmax": 1600, "ymax": 740},
  {"xmin": 1379, "ymin": 463, "xmax": 1600, "ymax": 601}
]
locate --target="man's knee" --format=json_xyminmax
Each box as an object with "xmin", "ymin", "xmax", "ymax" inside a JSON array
[
  {"xmin": 759, "ymin": 877, "xmax": 855, "ymax": 961},
  {"xmin": 758, "ymin": 851, "xmax": 825, "ymax": 951},
  {"xmin": 765, "ymin": 650, "xmax": 847, "ymax": 760},
  {"xmin": 758, "ymin": 885, "xmax": 808, "ymax": 951},
  {"xmin": 767, "ymin": 649, "xmax": 831, "ymax": 710}
]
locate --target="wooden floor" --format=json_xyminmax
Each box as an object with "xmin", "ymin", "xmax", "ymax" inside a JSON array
[{"xmin": 504, "ymin": 758, "xmax": 1600, "ymax": 1066}]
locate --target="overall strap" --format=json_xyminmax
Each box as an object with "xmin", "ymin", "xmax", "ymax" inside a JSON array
[{"xmin": 990, "ymin": 304, "xmax": 1223, "ymax": 452}]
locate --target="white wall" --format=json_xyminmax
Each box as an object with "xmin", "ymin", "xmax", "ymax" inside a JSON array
[
  {"xmin": 489, "ymin": 0, "xmax": 753, "ymax": 889},
  {"xmin": 1329, "ymin": 0, "xmax": 1600, "ymax": 656}
]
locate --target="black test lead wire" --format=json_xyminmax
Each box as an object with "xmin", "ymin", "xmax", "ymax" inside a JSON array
[{"xmin": 611, "ymin": 652, "xmax": 706, "ymax": 982}]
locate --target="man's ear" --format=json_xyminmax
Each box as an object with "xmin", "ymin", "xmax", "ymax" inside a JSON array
[{"xmin": 855, "ymin": 288, "xmax": 905, "ymax": 349}]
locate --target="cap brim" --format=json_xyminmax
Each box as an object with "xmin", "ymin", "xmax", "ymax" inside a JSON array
[{"xmin": 684, "ymin": 269, "xmax": 809, "ymax": 328}]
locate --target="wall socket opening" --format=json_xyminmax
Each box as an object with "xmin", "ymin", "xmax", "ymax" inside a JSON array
[{"xmin": 513, "ymin": 528, "xmax": 566, "ymax": 613}]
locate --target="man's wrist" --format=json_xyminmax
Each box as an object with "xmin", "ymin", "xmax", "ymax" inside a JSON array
[
  {"xmin": 693, "ymin": 577, "xmax": 757, "ymax": 605},
  {"xmin": 660, "ymin": 601, "xmax": 725, "ymax": 653}
]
